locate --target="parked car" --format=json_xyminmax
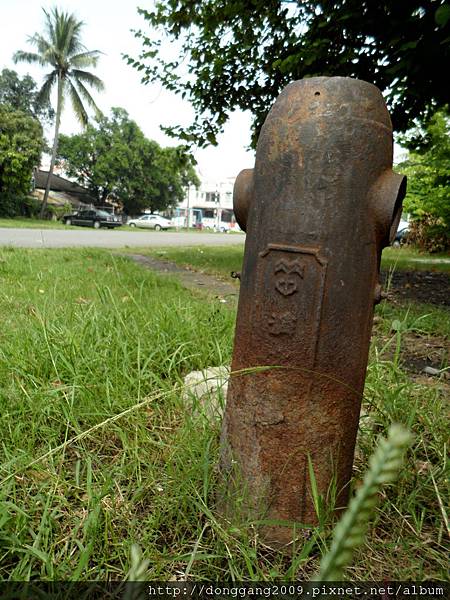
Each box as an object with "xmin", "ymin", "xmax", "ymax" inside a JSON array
[
  {"xmin": 216, "ymin": 222, "xmax": 231, "ymax": 233},
  {"xmin": 127, "ymin": 214, "xmax": 172, "ymax": 231},
  {"xmin": 214, "ymin": 221, "xmax": 243, "ymax": 233},
  {"xmin": 63, "ymin": 209, "xmax": 122, "ymax": 229}
]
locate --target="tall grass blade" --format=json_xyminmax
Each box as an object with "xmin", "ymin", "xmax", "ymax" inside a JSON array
[{"xmin": 317, "ymin": 424, "xmax": 412, "ymax": 581}]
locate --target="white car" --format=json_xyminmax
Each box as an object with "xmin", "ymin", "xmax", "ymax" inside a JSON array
[
  {"xmin": 215, "ymin": 221, "xmax": 243, "ymax": 233},
  {"xmin": 127, "ymin": 214, "xmax": 171, "ymax": 231},
  {"xmin": 393, "ymin": 219, "xmax": 410, "ymax": 247}
]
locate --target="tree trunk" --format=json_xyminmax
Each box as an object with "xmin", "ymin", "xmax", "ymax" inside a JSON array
[
  {"xmin": 100, "ymin": 188, "xmax": 109, "ymax": 204},
  {"xmin": 40, "ymin": 74, "xmax": 63, "ymax": 219}
]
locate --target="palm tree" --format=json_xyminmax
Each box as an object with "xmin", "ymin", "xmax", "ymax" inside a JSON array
[{"xmin": 14, "ymin": 7, "xmax": 104, "ymax": 217}]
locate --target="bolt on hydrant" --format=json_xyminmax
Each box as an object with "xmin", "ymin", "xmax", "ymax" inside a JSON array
[{"xmin": 220, "ymin": 76, "xmax": 406, "ymax": 547}]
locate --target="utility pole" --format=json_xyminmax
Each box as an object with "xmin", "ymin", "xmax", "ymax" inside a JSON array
[
  {"xmin": 186, "ymin": 185, "xmax": 191, "ymax": 230},
  {"xmin": 215, "ymin": 183, "xmax": 220, "ymax": 231}
]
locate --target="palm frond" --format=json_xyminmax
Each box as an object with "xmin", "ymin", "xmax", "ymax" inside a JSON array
[
  {"xmin": 43, "ymin": 7, "xmax": 84, "ymax": 60},
  {"xmin": 56, "ymin": 9, "xmax": 71, "ymax": 53},
  {"xmin": 13, "ymin": 50, "xmax": 47, "ymax": 67},
  {"xmin": 42, "ymin": 8, "xmax": 56, "ymax": 47},
  {"xmin": 27, "ymin": 33, "xmax": 52, "ymax": 56},
  {"xmin": 27, "ymin": 34, "xmax": 60, "ymax": 67},
  {"xmin": 70, "ymin": 69, "xmax": 105, "ymax": 92},
  {"xmin": 36, "ymin": 71, "xmax": 58, "ymax": 107},
  {"xmin": 61, "ymin": 14, "xmax": 85, "ymax": 58},
  {"xmin": 70, "ymin": 50, "xmax": 103, "ymax": 68},
  {"xmin": 67, "ymin": 20, "xmax": 85, "ymax": 57},
  {"xmin": 67, "ymin": 79, "xmax": 89, "ymax": 127},
  {"xmin": 72, "ymin": 77, "xmax": 102, "ymax": 118}
]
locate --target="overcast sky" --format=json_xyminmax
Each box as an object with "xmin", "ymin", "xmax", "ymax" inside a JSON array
[{"xmin": 0, "ymin": 0, "xmax": 256, "ymax": 182}]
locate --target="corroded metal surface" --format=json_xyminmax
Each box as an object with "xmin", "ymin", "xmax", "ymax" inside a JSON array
[{"xmin": 220, "ymin": 76, "xmax": 406, "ymax": 547}]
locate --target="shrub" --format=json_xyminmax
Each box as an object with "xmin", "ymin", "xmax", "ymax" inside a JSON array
[{"xmin": 406, "ymin": 214, "xmax": 449, "ymax": 253}]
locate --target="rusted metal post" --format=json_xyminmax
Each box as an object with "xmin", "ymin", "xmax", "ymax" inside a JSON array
[{"xmin": 220, "ymin": 76, "xmax": 406, "ymax": 547}]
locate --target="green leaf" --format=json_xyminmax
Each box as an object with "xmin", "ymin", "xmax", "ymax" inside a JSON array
[
  {"xmin": 435, "ymin": 4, "xmax": 450, "ymax": 26},
  {"xmin": 391, "ymin": 319, "xmax": 403, "ymax": 332}
]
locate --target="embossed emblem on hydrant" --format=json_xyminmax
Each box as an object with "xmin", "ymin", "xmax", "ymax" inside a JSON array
[
  {"xmin": 274, "ymin": 259, "xmax": 304, "ymax": 295},
  {"xmin": 220, "ymin": 76, "xmax": 406, "ymax": 548}
]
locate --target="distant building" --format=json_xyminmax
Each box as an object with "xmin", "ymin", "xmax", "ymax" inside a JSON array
[
  {"xmin": 33, "ymin": 170, "xmax": 96, "ymax": 210},
  {"xmin": 173, "ymin": 177, "xmax": 239, "ymax": 230}
]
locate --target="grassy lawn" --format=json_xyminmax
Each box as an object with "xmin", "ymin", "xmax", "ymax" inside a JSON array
[
  {"xmin": 0, "ymin": 247, "xmax": 448, "ymax": 580},
  {"xmin": 134, "ymin": 245, "xmax": 450, "ymax": 278},
  {"xmin": 0, "ymin": 218, "xmax": 71, "ymax": 230},
  {"xmin": 382, "ymin": 247, "xmax": 450, "ymax": 273}
]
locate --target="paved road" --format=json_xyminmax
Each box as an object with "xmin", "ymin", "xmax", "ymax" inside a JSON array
[{"xmin": 0, "ymin": 228, "xmax": 246, "ymax": 248}]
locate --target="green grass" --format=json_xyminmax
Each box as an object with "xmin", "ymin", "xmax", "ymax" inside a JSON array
[
  {"xmin": 145, "ymin": 246, "xmax": 245, "ymax": 280},
  {"xmin": 0, "ymin": 218, "xmax": 71, "ymax": 229},
  {"xmin": 131, "ymin": 245, "xmax": 450, "ymax": 279},
  {"xmin": 382, "ymin": 247, "xmax": 450, "ymax": 273},
  {"xmin": 0, "ymin": 248, "xmax": 235, "ymax": 579},
  {"xmin": 376, "ymin": 299, "xmax": 450, "ymax": 338},
  {"xmin": 0, "ymin": 248, "xmax": 448, "ymax": 580}
]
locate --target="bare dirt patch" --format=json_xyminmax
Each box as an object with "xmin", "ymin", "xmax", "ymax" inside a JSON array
[
  {"xmin": 381, "ymin": 270, "xmax": 449, "ymax": 307},
  {"xmin": 400, "ymin": 332, "xmax": 448, "ymax": 375},
  {"xmin": 373, "ymin": 322, "xmax": 449, "ymax": 381},
  {"xmin": 125, "ymin": 254, "xmax": 238, "ymax": 300}
]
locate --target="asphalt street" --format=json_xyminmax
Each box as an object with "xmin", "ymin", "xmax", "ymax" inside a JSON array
[{"xmin": 0, "ymin": 228, "xmax": 246, "ymax": 248}]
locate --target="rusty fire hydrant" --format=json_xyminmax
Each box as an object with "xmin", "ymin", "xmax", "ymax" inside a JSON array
[{"xmin": 220, "ymin": 76, "xmax": 406, "ymax": 547}]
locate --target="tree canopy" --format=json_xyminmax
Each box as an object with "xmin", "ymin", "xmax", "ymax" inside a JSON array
[
  {"xmin": 56, "ymin": 108, "xmax": 199, "ymax": 214},
  {"xmin": 398, "ymin": 110, "xmax": 450, "ymax": 251},
  {"xmin": 127, "ymin": 0, "xmax": 450, "ymax": 148},
  {"xmin": 0, "ymin": 106, "xmax": 43, "ymax": 217},
  {"xmin": 0, "ymin": 68, "xmax": 54, "ymax": 124},
  {"xmin": 14, "ymin": 6, "xmax": 104, "ymax": 216}
]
